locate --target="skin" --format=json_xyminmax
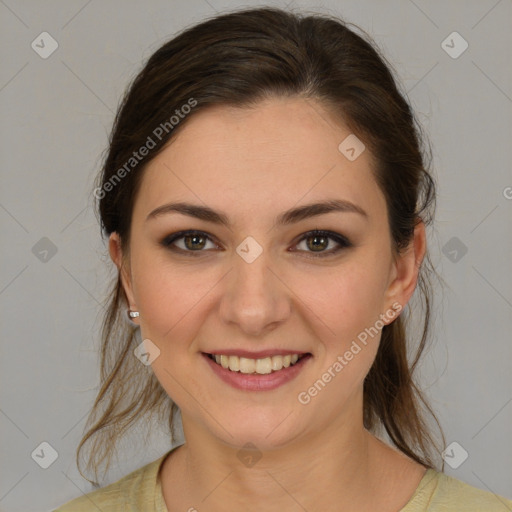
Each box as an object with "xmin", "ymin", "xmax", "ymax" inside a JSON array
[{"xmin": 109, "ymin": 97, "xmax": 428, "ymax": 511}]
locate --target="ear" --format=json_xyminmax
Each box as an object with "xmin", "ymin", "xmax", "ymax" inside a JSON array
[
  {"xmin": 109, "ymin": 232, "xmax": 139, "ymax": 323},
  {"xmin": 383, "ymin": 220, "xmax": 427, "ymax": 318}
]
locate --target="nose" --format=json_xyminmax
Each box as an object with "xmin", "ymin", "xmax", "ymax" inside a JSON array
[{"xmin": 218, "ymin": 246, "xmax": 291, "ymax": 337}]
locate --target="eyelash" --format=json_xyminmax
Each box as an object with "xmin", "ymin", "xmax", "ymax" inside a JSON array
[{"xmin": 160, "ymin": 229, "xmax": 352, "ymax": 258}]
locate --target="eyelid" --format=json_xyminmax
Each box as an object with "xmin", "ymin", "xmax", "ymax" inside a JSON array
[
  {"xmin": 290, "ymin": 230, "xmax": 351, "ymax": 257},
  {"xmin": 161, "ymin": 230, "xmax": 221, "ymax": 255},
  {"xmin": 160, "ymin": 229, "xmax": 351, "ymax": 257}
]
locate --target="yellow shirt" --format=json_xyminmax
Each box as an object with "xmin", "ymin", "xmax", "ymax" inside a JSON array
[{"xmin": 54, "ymin": 448, "xmax": 512, "ymax": 511}]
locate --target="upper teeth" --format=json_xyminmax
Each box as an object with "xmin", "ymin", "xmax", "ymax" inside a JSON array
[{"xmin": 213, "ymin": 354, "xmax": 300, "ymax": 374}]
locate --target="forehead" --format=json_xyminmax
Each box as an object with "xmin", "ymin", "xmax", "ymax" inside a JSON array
[{"xmin": 135, "ymin": 97, "xmax": 385, "ymax": 225}]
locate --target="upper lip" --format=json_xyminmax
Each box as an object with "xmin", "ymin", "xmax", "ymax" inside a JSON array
[{"xmin": 204, "ymin": 349, "xmax": 309, "ymax": 358}]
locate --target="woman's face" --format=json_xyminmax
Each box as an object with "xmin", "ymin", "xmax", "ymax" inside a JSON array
[{"xmin": 110, "ymin": 97, "xmax": 423, "ymax": 450}]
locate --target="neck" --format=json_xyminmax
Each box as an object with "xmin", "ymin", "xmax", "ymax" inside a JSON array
[{"xmin": 162, "ymin": 410, "xmax": 386, "ymax": 511}]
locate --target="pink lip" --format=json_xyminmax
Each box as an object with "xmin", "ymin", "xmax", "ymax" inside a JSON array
[
  {"xmin": 202, "ymin": 353, "xmax": 312, "ymax": 391},
  {"xmin": 206, "ymin": 349, "xmax": 308, "ymax": 358}
]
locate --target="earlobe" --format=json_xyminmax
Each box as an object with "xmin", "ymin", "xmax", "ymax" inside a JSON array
[{"xmin": 385, "ymin": 220, "xmax": 427, "ymax": 315}]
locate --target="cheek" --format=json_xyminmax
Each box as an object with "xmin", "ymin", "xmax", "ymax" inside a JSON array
[
  {"xmin": 298, "ymin": 256, "xmax": 391, "ymax": 388},
  {"xmin": 131, "ymin": 246, "xmax": 217, "ymax": 338},
  {"xmin": 132, "ymin": 258, "xmax": 212, "ymax": 405},
  {"xmin": 296, "ymin": 269, "xmax": 388, "ymax": 405},
  {"xmin": 307, "ymin": 260, "xmax": 390, "ymax": 336}
]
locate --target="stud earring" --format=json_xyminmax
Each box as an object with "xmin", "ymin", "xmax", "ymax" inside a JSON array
[{"xmin": 128, "ymin": 310, "xmax": 140, "ymax": 319}]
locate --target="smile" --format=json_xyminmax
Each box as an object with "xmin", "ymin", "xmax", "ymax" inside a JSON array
[
  {"xmin": 203, "ymin": 352, "xmax": 312, "ymax": 391},
  {"xmin": 207, "ymin": 353, "xmax": 306, "ymax": 374}
]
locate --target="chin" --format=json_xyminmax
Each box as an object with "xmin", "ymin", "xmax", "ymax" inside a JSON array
[{"xmin": 206, "ymin": 405, "xmax": 305, "ymax": 452}]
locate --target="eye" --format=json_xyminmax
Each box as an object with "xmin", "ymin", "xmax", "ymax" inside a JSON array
[
  {"xmin": 160, "ymin": 230, "xmax": 219, "ymax": 256},
  {"xmin": 160, "ymin": 229, "xmax": 351, "ymax": 258},
  {"xmin": 292, "ymin": 230, "xmax": 352, "ymax": 258}
]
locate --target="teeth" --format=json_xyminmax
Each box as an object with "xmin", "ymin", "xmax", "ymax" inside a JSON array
[
  {"xmin": 239, "ymin": 357, "xmax": 256, "ymax": 374},
  {"xmin": 271, "ymin": 356, "xmax": 282, "ymax": 371},
  {"xmin": 256, "ymin": 357, "xmax": 272, "ymax": 374},
  {"xmin": 228, "ymin": 355, "xmax": 239, "ymax": 372},
  {"xmin": 211, "ymin": 353, "xmax": 303, "ymax": 374}
]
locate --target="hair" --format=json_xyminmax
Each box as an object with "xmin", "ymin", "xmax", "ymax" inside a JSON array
[{"xmin": 78, "ymin": 6, "xmax": 445, "ymax": 486}]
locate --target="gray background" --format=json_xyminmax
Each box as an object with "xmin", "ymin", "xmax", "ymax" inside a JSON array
[{"xmin": 0, "ymin": 0, "xmax": 511, "ymax": 510}]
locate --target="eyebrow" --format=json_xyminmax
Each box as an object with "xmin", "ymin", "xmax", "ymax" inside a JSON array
[{"xmin": 146, "ymin": 199, "xmax": 368, "ymax": 227}]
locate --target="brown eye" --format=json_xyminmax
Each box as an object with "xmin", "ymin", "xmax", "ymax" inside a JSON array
[
  {"xmin": 305, "ymin": 234, "xmax": 329, "ymax": 252},
  {"xmin": 161, "ymin": 230, "xmax": 218, "ymax": 254},
  {"xmin": 161, "ymin": 229, "xmax": 351, "ymax": 258},
  {"xmin": 293, "ymin": 230, "xmax": 351, "ymax": 258},
  {"xmin": 183, "ymin": 233, "xmax": 207, "ymax": 250}
]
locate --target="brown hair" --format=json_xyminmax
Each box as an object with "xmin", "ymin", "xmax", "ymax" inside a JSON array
[{"xmin": 79, "ymin": 6, "xmax": 445, "ymax": 486}]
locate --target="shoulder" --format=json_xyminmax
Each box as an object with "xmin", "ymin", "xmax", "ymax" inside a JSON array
[
  {"xmin": 52, "ymin": 452, "xmax": 169, "ymax": 512},
  {"xmin": 402, "ymin": 469, "xmax": 512, "ymax": 512}
]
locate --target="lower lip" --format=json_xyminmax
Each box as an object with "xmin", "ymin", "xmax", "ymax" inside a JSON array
[{"xmin": 202, "ymin": 353, "xmax": 311, "ymax": 391}]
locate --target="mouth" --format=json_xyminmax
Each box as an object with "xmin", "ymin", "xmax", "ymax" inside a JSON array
[
  {"xmin": 202, "ymin": 351, "xmax": 312, "ymax": 391},
  {"xmin": 204, "ymin": 352, "xmax": 311, "ymax": 374}
]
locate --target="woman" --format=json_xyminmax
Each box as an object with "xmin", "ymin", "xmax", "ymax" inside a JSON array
[{"xmin": 54, "ymin": 7, "xmax": 512, "ymax": 511}]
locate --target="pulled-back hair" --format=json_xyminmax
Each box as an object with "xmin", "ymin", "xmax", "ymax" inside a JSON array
[{"xmin": 79, "ymin": 6, "xmax": 445, "ymax": 485}]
